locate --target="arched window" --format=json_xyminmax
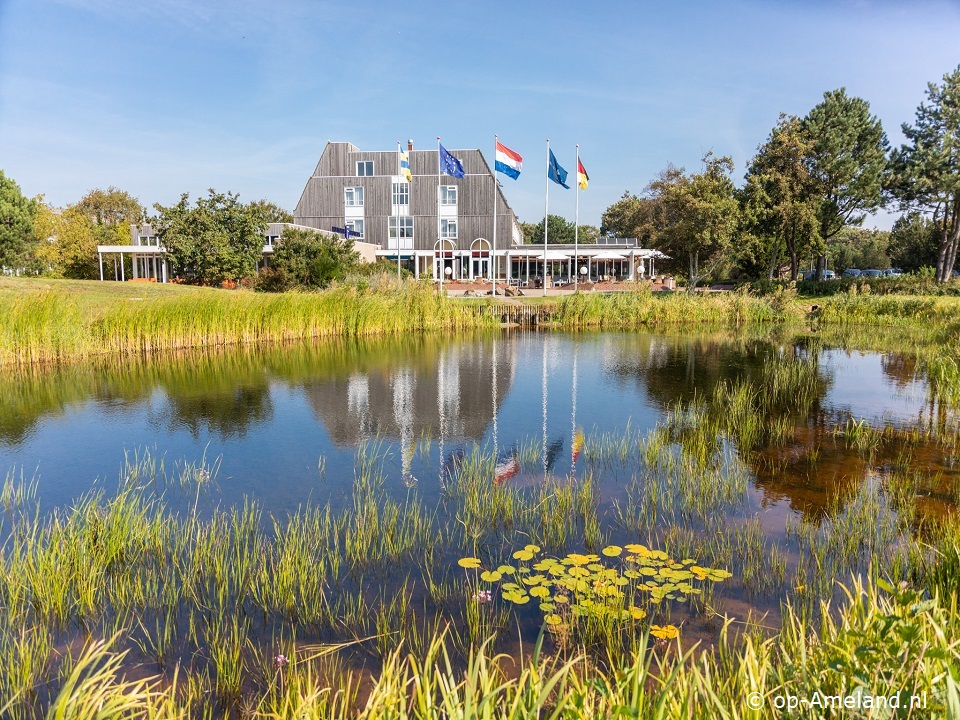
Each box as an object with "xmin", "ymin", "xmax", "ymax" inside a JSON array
[{"xmin": 470, "ymin": 238, "xmax": 491, "ymax": 256}]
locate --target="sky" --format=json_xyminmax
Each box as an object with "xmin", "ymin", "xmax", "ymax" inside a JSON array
[{"xmin": 1, "ymin": 0, "xmax": 959, "ymax": 230}]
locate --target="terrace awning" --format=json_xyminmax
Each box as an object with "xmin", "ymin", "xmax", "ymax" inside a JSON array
[{"xmin": 590, "ymin": 251, "xmax": 627, "ymax": 260}]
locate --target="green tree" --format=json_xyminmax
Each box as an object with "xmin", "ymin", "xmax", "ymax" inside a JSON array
[
  {"xmin": 269, "ymin": 226, "xmax": 359, "ymax": 290},
  {"xmin": 647, "ymin": 153, "xmax": 740, "ymax": 292},
  {"xmin": 887, "ymin": 213, "xmax": 942, "ymax": 273},
  {"xmin": 743, "ymin": 115, "xmax": 822, "ymax": 280},
  {"xmin": 75, "ymin": 187, "xmax": 144, "ymax": 227},
  {"xmin": 154, "ymin": 190, "xmax": 267, "ymax": 285},
  {"xmin": 57, "ymin": 206, "xmax": 102, "ymax": 278},
  {"xmin": 0, "ymin": 170, "xmax": 38, "ymax": 268},
  {"xmin": 802, "ymin": 89, "xmax": 889, "ymax": 278},
  {"xmin": 577, "ymin": 224, "xmax": 601, "ymax": 244},
  {"xmin": 891, "ymin": 65, "xmax": 960, "ymax": 282},
  {"xmin": 249, "ymin": 199, "xmax": 293, "ymax": 223},
  {"xmin": 519, "ymin": 221, "xmax": 539, "ymax": 244},
  {"xmin": 601, "ymin": 192, "xmax": 642, "ymax": 237},
  {"xmin": 826, "ymin": 227, "xmax": 890, "ymax": 272},
  {"xmin": 521, "ymin": 215, "xmax": 577, "ymax": 245}
]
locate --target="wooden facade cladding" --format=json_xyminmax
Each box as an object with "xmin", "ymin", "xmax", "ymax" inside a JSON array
[{"xmin": 294, "ymin": 142, "xmax": 520, "ymax": 251}]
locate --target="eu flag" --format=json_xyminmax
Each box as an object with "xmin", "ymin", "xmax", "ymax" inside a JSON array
[
  {"xmin": 548, "ymin": 150, "xmax": 569, "ymax": 189},
  {"xmin": 439, "ymin": 144, "xmax": 465, "ymax": 178}
]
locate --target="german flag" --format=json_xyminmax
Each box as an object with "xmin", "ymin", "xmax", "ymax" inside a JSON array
[{"xmin": 577, "ymin": 159, "xmax": 589, "ymax": 190}]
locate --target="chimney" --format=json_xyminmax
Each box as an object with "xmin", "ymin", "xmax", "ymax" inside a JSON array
[{"xmin": 408, "ymin": 139, "xmax": 414, "ymax": 152}]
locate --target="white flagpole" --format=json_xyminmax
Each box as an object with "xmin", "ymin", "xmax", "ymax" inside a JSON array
[
  {"xmin": 492, "ymin": 134, "xmax": 498, "ymax": 297},
  {"xmin": 397, "ymin": 141, "xmax": 402, "ymax": 281},
  {"xmin": 543, "ymin": 139, "xmax": 549, "ymax": 298},
  {"xmin": 575, "ymin": 144, "xmax": 580, "ymax": 292},
  {"xmin": 437, "ymin": 136, "xmax": 443, "ymax": 293}
]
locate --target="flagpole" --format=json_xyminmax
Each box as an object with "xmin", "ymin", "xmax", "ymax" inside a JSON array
[
  {"xmin": 437, "ymin": 136, "xmax": 443, "ymax": 293},
  {"xmin": 492, "ymin": 134, "xmax": 498, "ymax": 298},
  {"xmin": 543, "ymin": 139, "xmax": 549, "ymax": 298},
  {"xmin": 397, "ymin": 141, "xmax": 402, "ymax": 281},
  {"xmin": 575, "ymin": 144, "xmax": 580, "ymax": 292}
]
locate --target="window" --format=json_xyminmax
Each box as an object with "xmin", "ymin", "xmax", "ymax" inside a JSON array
[
  {"xmin": 138, "ymin": 235, "xmax": 157, "ymax": 246},
  {"xmin": 345, "ymin": 219, "xmax": 364, "ymax": 239},
  {"xmin": 356, "ymin": 161, "xmax": 374, "ymax": 176},
  {"xmin": 389, "ymin": 217, "xmax": 414, "ymax": 240},
  {"xmin": 440, "ymin": 186, "xmax": 457, "ymax": 205},
  {"xmin": 265, "ymin": 235, "xmax": 280, "ymax": 247},
  {"xmin": 441, "ymin": 219, "xmax": 458, "ymax": 239},
  {"xmin": 344, "ymin": 186, "xmax": 364, "ymax": 207},
  {"xmin": 392, "ymin": 182, "xmax": 410, "ymax": 206}
]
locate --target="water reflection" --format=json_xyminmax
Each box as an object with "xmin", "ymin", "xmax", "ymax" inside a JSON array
[
  {"xmin": 0, "ymin": 329, "xmax": 956, "ymax": 521},
  {"xmin": 301, "ymin": 336, "xmax": 516, "ymax": 445}
]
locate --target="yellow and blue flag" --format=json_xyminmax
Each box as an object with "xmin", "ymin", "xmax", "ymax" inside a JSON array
[{"xmin": 399, "ymin": 144, "xmax": 412, "ymax": 182}]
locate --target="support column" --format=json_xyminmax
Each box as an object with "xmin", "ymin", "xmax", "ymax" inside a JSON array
[
  {"xmin": 415, "ymin": 254, "xmax": 420, "ymax": 279},
  {"xmin": 98, "ymin": 253, "xmax": 103, "ymax": 281},
  {"xmin": 587, "ymin": 257, "xmax": 591, "ymax": 281},
  {"xmin": 133, "ymin": 254, "xmax": 139, "ymax": 279},
  {"xmin": 120, "ymin": 255, "xmax": 125, "ymax": 281},
  {"xmin": 629, "ymin": 251, "xmax": 635, "ymax": 281},
  {"xmin": 525, "ymin": 255, "xmax": 530, "ymax": 284},
  {"xmin": 162, "ymin": 259, "xmax": 168, "ymax": 283}
]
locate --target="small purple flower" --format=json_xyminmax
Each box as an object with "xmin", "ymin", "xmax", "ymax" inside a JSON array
[
  {"xmin": 275, "ymin": 654, "xmax": 289, "ymax": 668},
  {"xmin": 474, "ymin": 590, "xmax": 493, "ymax": 603}
]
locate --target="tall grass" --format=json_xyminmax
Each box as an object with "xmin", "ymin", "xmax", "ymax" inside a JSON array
[
  {"xmin": 554, "ymin": 289, "xmax": 797, "ymax": 329},
  {"xmin": 0, "ymin": 283, "xmax": 496, "ymax": 365},
  {"xmin": 18, "ymin": 579, "xmax": 960, "ymax": 718}
]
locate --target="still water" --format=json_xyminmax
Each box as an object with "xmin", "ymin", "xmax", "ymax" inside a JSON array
[{"xmin": 0, "ymin": 329, "xmax": 951, "ymax": 518}]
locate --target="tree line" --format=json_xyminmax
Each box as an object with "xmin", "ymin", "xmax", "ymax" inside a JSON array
[
  {"xmin": 597, "ymin": 66, "xmax": 960, "ymax": 289},
  {"xmin": 0, "ymin": 182, "xmax": 357, "ymax": 290}
]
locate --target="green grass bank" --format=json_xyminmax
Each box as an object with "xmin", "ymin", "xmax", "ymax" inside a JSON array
[{"xmin": 4, "ymin": 277, "xmax": 960, "ymax": 366}]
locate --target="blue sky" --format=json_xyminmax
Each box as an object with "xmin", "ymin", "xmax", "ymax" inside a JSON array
[{"xmin": 1, "ymin": 0, "xmax": 959, "ymax": 229}]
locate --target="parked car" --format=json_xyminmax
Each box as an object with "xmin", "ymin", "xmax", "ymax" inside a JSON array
[
  {"xmin": 843, "ymin": 269, "xmax": 862, "ymax": 278},
  {"xmin": 823, "ymin": 270, "xmax": 836, "ymax": 280},
  {"xmin": 802, "ymin": 269, "xmax": 837, "ymax": 280},
  {"xmin": 861, "ymin": 269, "xmax": 884, "ymax": 278},
  {"xmin": 883, "ymin": 268, "xmax": 903, "ymax": 277}
]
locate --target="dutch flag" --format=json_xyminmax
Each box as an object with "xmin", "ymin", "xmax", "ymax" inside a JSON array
[{"xmin": 494, "ymin": 141, "xmax": 522, "ymax": 180}]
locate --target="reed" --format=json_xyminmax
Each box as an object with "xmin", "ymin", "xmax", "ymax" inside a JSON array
[
  {"xmin": 0, "ymin": 282, "xmax": 497, "ymax": 366},
  {"xmin": 554, "ymin": 289, "xmax": 796, "ymax": 329}
]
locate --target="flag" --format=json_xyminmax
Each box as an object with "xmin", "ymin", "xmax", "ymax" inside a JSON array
[
  {"xmin": 399, "ymin": 145, "xmax": 412, "ymax": 183},
  {"xmin": 495, "ymin": 141, "xmax": 522, "ymax": 179},
  {"xmin": 439, "ymin": 144, "xmax": 465, "ymax": 178},
  {"xmin": 577, "ymin": 158, "xmax": 589, "ymax": 190},
  {"xmin": 548, "ymin": 150, "xmax": 569, "ymax": 189}
]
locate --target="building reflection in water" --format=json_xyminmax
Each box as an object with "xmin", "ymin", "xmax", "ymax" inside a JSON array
[{"xmin": 303, "ymin": 338, "xmax": 517, "ymax": 449}]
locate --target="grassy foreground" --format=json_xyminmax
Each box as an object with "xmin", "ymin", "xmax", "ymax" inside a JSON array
[{"xmin": 0, "ymin": 278, "xmax": 494, "ymax": 365}]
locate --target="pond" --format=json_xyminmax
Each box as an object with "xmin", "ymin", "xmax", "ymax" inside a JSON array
[
  {"xmin": 1, "ymin": 329, "xmax": 950, "ymax": 516},
  {"xmin": 1, "ymin": 327, "xmax": 958, "ymax": 709}
]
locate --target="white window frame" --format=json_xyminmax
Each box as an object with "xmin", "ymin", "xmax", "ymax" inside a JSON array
[
  {"xmin": 345, "ymin": 219, "xmax": 364, "ymax": 239},
  {"xmin": 440, "ymin": 185, "xmax": 458, "ymax": 205},
  {"xmin": 265, "ymin": 235, "xmax": 280, "ymax": 247},
  {"xmin": 392, "ymin": 182, "xmax": 410, "ymax": 206},
  {"xmin": 344, "ymin": 186, "xmax": 364, "ymax": 207},
  {"xmin": 356, "ymin": 161, "xmax": 374, "ymax": 177},
  {"xmin": 440, "ymin": 219, "xmax": 458, "ymax": 239},
  {"xmin": 389, "ymin": 216, "xmax": 414, "ymax": 241}
]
